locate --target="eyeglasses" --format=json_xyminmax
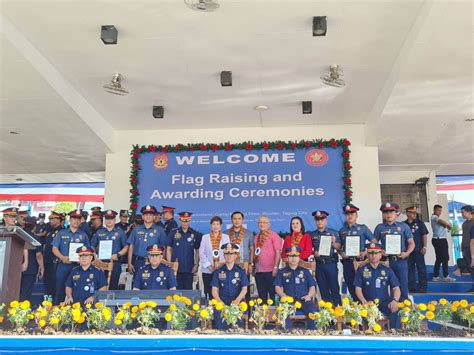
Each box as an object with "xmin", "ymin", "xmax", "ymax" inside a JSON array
[
  {"xmin": 288, "ymin": 254, "xmax": 300, "ymax": 257},
  {"xmin": 223, "ymin": 251, "xmax": 237, "ymax": 255}
]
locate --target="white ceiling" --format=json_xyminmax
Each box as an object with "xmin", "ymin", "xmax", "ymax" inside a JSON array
[{"xmin": 0, "ymin": 0, "xmax": 472, "ymax": 181}]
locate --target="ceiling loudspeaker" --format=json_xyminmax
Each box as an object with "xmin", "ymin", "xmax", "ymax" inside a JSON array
[
  {"xmin": 153, "ymin": 106, "xmax": 164, "ymax": 119},
  {"xmin": 313, "ymin": 16, "xmax": 327, "ymax": 36},
  {"xmin": 220, "ymin": 71, "xmax": 232, "ymax": 86},
  {"xmin": 302, "ymin": 101, "xmax": 312, "ymax": 114}
]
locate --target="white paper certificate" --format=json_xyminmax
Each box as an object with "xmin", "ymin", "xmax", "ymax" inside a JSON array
[
  {"xmin": 68, "ymin": 242, "xmax": 83, "ymax": 262},
  {"xmin": 99, "ymin": 240, "xmax": 113, "ymax": 260},
  {"xmin": 319, "ymin": 235, "xmax": 332, "ymax": 256},
  {"xmin": 385, "ymin": 234, "xmax": 401, "ymax": 255},
  {"xmin": 345, "ymin": 236, "xmax": 360, "ymax": 257}
]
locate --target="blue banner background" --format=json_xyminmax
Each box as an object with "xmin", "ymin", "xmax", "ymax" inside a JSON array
[{"xmin": 137, "ymin": 147, "xmax": 345, "ymax": 234}]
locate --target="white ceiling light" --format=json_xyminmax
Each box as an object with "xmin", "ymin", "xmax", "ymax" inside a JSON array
[
  {"xmin": 103, "ymin": 73, "xmax": 129, "ymax": 95},
  {"xmin": 185, "ymin": 0, "xmax": 219, "ymax": 12},
  {"xmin": 320, "ymin": 65, "xmax": 345, "ymax": 88}
]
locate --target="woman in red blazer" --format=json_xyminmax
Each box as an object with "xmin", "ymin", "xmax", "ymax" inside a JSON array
[{"xmin": 281, "ymin": 216, "xmax": 313, "ymax": 261}]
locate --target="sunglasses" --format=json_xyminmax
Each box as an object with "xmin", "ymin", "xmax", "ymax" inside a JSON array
[
  {"xmin": 367, "ymin": 251, "xmax": 382, "ymax": 254},
  {"xmin": 223, "ymin": 251, "xmax": 237, "ymax": 255},
  {"xmin": 288, "ymin": 254, "xmax": 300, "ymax": 257}
]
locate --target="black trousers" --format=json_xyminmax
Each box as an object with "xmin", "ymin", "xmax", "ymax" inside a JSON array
[
  {"xmin": 432, "ymin": 238, "xmax": 449, "ymax": 277},
  {"xmin": 202, "ymin": 272, "xmax": 213, "ymax": 299},
  {"xmin": 254, "ymin": 272, "xmax": 275, "ymax": 303},
  {"xmin": 177, "ymin": 272, "xmax": 194, "ymax": 290},
  {"xmin": 43, "ymin": 262, "xmax": 56, "ymax": 299},
  {"xmin": 462, "ymin": 247, "xmax": 474, "ymax": 282},
  {"xmin": 19, "ymin": 273, "xmax": 36, "ymax": 302}
]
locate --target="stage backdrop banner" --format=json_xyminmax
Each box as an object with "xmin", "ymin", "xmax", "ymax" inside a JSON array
[{"xmin": 130, "ymin": 140, "xmax": 352, "ymax": 234}]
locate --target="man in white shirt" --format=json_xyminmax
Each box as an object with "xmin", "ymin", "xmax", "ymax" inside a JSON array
[{"xmin": 430, "ymin": 204, "xmax": 455, "ymax": 282}]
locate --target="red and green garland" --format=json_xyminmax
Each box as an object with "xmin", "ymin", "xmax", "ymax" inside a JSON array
[{"xmin": 129, "ymin": 139, "xmax": 352, "ymax": 213}]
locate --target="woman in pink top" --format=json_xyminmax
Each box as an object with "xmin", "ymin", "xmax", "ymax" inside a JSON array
[{"xmin": 253, "ymin": 215, "xmax": 282, "ymax": 302}]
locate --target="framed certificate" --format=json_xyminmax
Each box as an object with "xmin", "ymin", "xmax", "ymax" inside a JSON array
[
  {"xmin": 385, "ymin": 234, "xmax": 401, "ymax": 255},
  {"xmin": 98, "ymin": 240, "xmax": 113, "ymax": 260},
  {"xmin": 68, "ymin": 242, "xmax": 83, "ymax": 262},
  {"xmin": 345, "ymin": 236, "xmax": 360, "ymax": 257},
  {"xmin": 319, "ymin": 235, "xmax": 332, "ymax": 256}
]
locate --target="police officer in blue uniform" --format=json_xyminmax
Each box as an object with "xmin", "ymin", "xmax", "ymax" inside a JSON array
[
  {"xmin": 162, "ymin": 206, "xmax": 178, "ymax": 236},
  {"xmin": 211, "ymin": 243, "xmax": 249, "ymax": 330},
  {"xmin": 132, "ymin": 245, "xmax": 177, "ymax": 290},
  {"xmin": 274, "ymin": 246, "xmax": 317, "ymax": 330},
  {"xmin": 354, "ymin": 243, "xmax": 401, "ymax": 328},
  {"xmin": 52, "ymin": 209, "xmax": 91, "ymax": 304},
  {"xmin": 116, "ymin": 210, "xmax": 131, "ymax": 232},
  {"xmin": 405, "ymin": 206, "xmax": 429, "ymax": 293},
  {"xmin": 338, "ymin": 204, "xmax": 375, "ymax": 300},
  {"xmin": 89, "ymin": 211, "xmax": 103, "ymax": 239},
  {"xmin": 310, "ymin": 210, "xmax": 342, "ymax": 306},
  {"xmin": 35, "ymin": 213, "xmax": 48, "ymax": 236},
  {"xmin": 91, "ymin": 209, "xmax": 128, "ymax": 290},
  {"xmin": 373, "ymin": 202, "xmax": 414, "ymax": 301},
  {"xmin": 20, "ymin": 216, "xmax": 44, "ymax": 302},
  {"xmin": 42, "ymin": 211, "xmax": 63, "ymax": 301},
  {"xmin": 127, "ymin": 205, "xmax": 167, "ymax": 274},
  {"xmin": 154, "ymin": 211, "xmax": 164, "ymax": 228},
  {"xmin": 79, "ymin": 210, "xmax": 91, "ymax": 238},
  {"xmin": 65, "ymin": 246, "xmax": 107, "ymax": 305},
  {"xmin": 166, "ymin": 212, "xmax": 202, "ymax": 289}
]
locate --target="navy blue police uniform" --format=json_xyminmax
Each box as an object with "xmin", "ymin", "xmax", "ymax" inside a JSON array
[
  {"xmin": 162, "ymin": 206, "xmax": 178, "ymax": 236},
  {"xmin": 210, "ymin": 243, "xmax": 249, "ymax": 330},
  {"xmin": 127, "ymin": 205, "xmax": 167, "ymax": 271},
  {"xmin": 20, "ymin": 219, "xmax": 43, "ymax": 302},
  {"xmin": 166, "ymin": 212, "xmax": 202, "ymax": 289},
  {"xmin": 91, "ymin": 210, "xmax": 127, "ymax": 290},
  {"xmin": 65, "ymin": 246, "xmax": 107, "ymax": 305},
  {"xmin": 373, "ymin": 203, "xmax": 413, "ymax": 301},
  {"xmin": 354, "ymin": 243, "xmax": 401, "ymax": 328},
  {"xmin": 42, "ymin": 211, "xmax": 64, "ymax": 300},
  {"xmin": 274, "ymin": 246, "xmax": 317, "ymax": 329},
  {"xmin": 52, "ymin": 209, "xmax": 91, "ymax": 304},
  {"xmin": 310, "ymin": 210, "xmax": 342, "ymax": 306},
  {"xmin": 115, "ymin": 210, "xmax": 130, "ymax": 232},
  {"xmin": 405, "ymin": 207, "xmax": 429, "ymax": 293},
  {"xmin": 132, "ymin": 245, "xmax": 177, "ymax": 290},
  {"xmin": 339, "ymin": 204, "xmax": 374, "ymax": 300}
]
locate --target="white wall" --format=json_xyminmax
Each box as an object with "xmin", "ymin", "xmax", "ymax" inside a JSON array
[{"xmin": 104, "ymin": 124, "xmax": 382, "ymax": 228}]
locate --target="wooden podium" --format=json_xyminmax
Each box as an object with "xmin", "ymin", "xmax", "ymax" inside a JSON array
[{"xmin": 0, "ymin": 226, "xmax": 41, "ymax": 304}]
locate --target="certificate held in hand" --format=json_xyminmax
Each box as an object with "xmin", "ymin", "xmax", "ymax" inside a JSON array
[
  {"xmin": 345, "ymin": 236, "xmax": 360, "ymax": 257},
  {"xmin": 385, "ymin": 234, "xmax": 401, "ymax": 255},
  {"xmin": 98, "ymin": 240, "xmax": 113, "ymax": 260},
  {"xmin": 68, "ymin": 242, "xmax": 84, "ymax": 262},
  {"xmin": 319, "ymin": 235, "xmax": 332, "ymax": 256}
]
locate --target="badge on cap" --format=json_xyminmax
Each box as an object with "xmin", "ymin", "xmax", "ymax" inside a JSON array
[
  {"xmin": 146, "ymin": 205, "xmax": 151, "ymax": 210},
  {"xmin": 385, "ymin": 202, "xmax": 390, "ymax": 208},
  {"xmin": 76, "ymin": 210, "xmax": 80, "ymax": 215},
  {"xmin": 107, "ymin": 210, "xmax": 112, "ymax": 214},
  {"xmin": 316, "ymin": 211, "xmax": 321, "ymax": 217}
]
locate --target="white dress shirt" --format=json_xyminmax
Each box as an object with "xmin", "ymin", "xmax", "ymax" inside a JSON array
[{"xmin": 199, "ymin": 233, "xmax": 230, "ymax": 274}]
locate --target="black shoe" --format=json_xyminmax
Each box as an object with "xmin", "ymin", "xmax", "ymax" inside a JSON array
[{"xmin": 467, "ymin": 288, "xmax": 474, "ymax": 293}]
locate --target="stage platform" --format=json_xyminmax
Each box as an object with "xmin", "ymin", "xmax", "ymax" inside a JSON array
[{"xmin": 0, "ymin": 335, "xmax": 473, "ymax": 355}]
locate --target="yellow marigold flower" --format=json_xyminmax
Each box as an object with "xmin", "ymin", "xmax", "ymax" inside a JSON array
[
  {"xmin": 262, "ymin": 305, "xmax": 268, "ymax": 310},
  {"xmin": 38, "ymin": 319, "xmax": 46, "ymax": 328},
  {"xmin": 267, "ymin": 299, "xmax": 274, "ymax": 306},
  {"xmin": 8, "ymin": 309, "xmax": 16, "ymax": 315},
  {"xmin": 28, "ymin": 314, "xmax": 34, "ymax": 320},
  {"xmin": 131, "ymin": 306, "xmax": 139, "ymax": 313},
  {"xmin": 425, "ymin": 311, "xmax": 435, "ymax": 320},
  {"xmin": 199, "ymin": 309, "xmax": 209, "ymax": 319},
  {"xmin": 286, "ymin": 296, "xmax": 294, "ymax": 303},
  {"xmin": 139, "ymin": 302, "xmax": 147, "ymax": 310},
  {"xmin": 451, "ymin": 305, "xmax": 458, "ymax": 312},
  {"xmin": 418, "ymin": 314, "xmax": 425, "ymax": 320},
  {"xmin": 350, "ymin": 319, "xmax": 356, "ymax": 327},
  {"xmin": 169, "ymin": 304, "xmax": 177, "ymax": 312},
  {"xmin": 147, "ymin": 301, "xmax": 157, "ymax": 308},
  {"xmin": 0, "ymin": 316, "xmax": 5, "ymax": 323},
  {"xmin": 308, "ymin": 312, "xmax": 316, "ymax": 320},
  {"xmin": 210, "ymin": 299, "xmax": 217, "ymax": 306},
  {"xmin": 184, "ymin": 298, "xmax": 192, "ymax": 306},
  {"xmin": 398, "ymin": 302, "xmax": 404, "ymax": 308},
  {"xmin": 72, "ymin": 309, "xmax": 81, "ymax": 319},
  {"xmin": 215, "ymin": 302, "xmax": 224, "ymax": 311},
  {"xmin": 335, "ymin": 307, "xmax": 344, "ymax": 318},
  {"xmin": 72, "ymin": 302, "xmax": 81, "ymax": 310},
  {"xmin": 257, "ymin": 298, "xmax": 263, "ymax": 304},
  {"xmin": 173, "ymin": 294, "xmax": 180, "ymax": 301},
  {"xmin": 372, "ymin": 323, "xmax": 382, "ymax": 332},
  {"xmin": 249, "ymin": 300, "xmax": 255, "ymax": 307},
  {"xmin": 50, "ymin": 317, "xmax": 59, "ymax": 325},
  {"xmin": 123, "ymin": 302, "xmax": 132, "ymax": 309},
  {"xmin": 166, "ymin": 295, "xmax": 173, "ymax": 302},
  {"xmin": 403, "ymin": 299, "xmax": 411, "ymax": 307},
  {"xmin": 114, "ymin": 319, "xmax": 122, "ymax": 326},
  {"xmin": 192, "ymin": 304, "xmax": 200, "ymax": 311},
  {"xmin": 470, "ymin": 306, "xmax": 474, "ymax": 314},
  {"xmin": 315, "ymin": 313, "xmax": 321, "ymax": 319},
  {"xmin": 403, "ymin": 307, "xmax": 410, "ymax": 314},
  {"xmin": 401, "ymin": 317, "xmax": 409, "ymax": 323},
  {"xmin": 453, "ymin": 301, "xmax": 460, "ymax": 308},
  {"xmin": 41, "ymin": 300, "xmax": 52, "ymax": 308},
  {"xmin": 116, "ymin": 311, "xmax": 124, "ymax": 320},
  {"xmin": 239, "ymin": 302, "xmax": 248, "ymax": 312},
  {"xmin": 102, "ymin": 308, "xmax": 112, "ymax": 321},
  {"xmin": 418, "ymin": 303, "xmax": 427, "ymax": 311},
  {"xmin": 324, "ymin": 302, "xmax": 333, "ymax": 309},
  {"xmin": 439, "ymin": 298, "xmax": 448, "ymax": 306},
  {"xmin": 10, "ymin": 300, "xmax": 19, "ymax": 308},
  {"xmin": 189, "ymin": 310, "xmax": 196, "ymax": 317},
  {"xmin": 20, "ymin": 300, "xmax": 31, "ymax": 310},
  {"xmin": 427, "ymin": 304, "xmax": 436, "ymax": 312},
  {"xmin": 342, "ymin": 297, "xmax": 350, "ymax": 306},
  {"xmin": 131, "ymin": 313, "xmax": 137, "ymax": 319},
  {"xmin": 295, "ymin": 301, "xmax": 302, "ymax": 309},
  {"xmin": 85, "ymin": 303, "xmax": 92, "ymax": 309},
  {"xmin": 280, "ymin": 297, "xmax": 287, "ymax": 303},
  {"xmin": 79, "ymin": 316, "xmax": 86, "ymax": 324},
  {"xmin": 374, "ymin": 298, "xmax": 379, "ymax": 304},
  {"xmin": 164, "ymin": 313, "xmax": 172, "ymax": 322},
  {"xmin": 95, "ymin": 302, "xmax": 103, "ymax": 309},
  {"xmin": 318, "ymin": 300, "xmax": 326, "ymax": 308},
  {"xmin": 277, "ymin": 306, "xmax": 283, "ymax": 312},
  {"xmin": 360, "ymin": 309, "xmax": 368, "ymax": 317},
  {"xmin": 460, "ymin": 300, "xmax": 468, "ymax": 308}
]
